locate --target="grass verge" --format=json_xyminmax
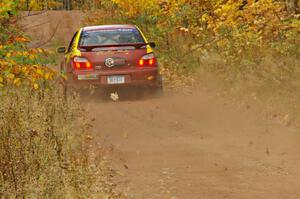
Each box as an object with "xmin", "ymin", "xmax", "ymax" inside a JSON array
[{"xmin": 0, "ymin": 85, "xmax": 121, "ymax": 198}]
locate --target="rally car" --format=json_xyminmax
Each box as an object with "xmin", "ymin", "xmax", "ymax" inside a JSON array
[{"xmin": 57, "ymin": 24, "xmax": 163, "ymax": 94}]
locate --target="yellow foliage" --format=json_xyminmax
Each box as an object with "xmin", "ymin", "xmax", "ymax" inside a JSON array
[
  {"xmin": 111, "ymin": 0, "xmax": 299, "ymax": 49},
  {"xmin": 112, "ymin": 0, "xmax": 159, "ymax": 17},
  {"xmin": 13, "ymin": 78, "xmax": 21, "ymax": 87},
  {"xmin": 22, "ymin": 0, "xmax": 62, "ymax": 10},
  {"xmin": 33, "ymin": 83, "xmax": 39, "ymax": 90},
  {"xmin": 0, "ymin": 0, "xmax": 57, "ymax": 90},
  {"xmin": 7, "ymin": 73, "xmax": 15, "ymax": 80},
  {"xmin": 0, "ymin": 54, "xmax": 56, "ymax": 88},
  {"xmin": 6, "ymin": 52, "xmax": 11, "ymax": 58},
  {"xmin": 36, "ymin": 68, "xmax": 43, "ymax": 76},
  {"xmin": 15, "ymin": 36, "xmax": 29, "ymax": 43}
]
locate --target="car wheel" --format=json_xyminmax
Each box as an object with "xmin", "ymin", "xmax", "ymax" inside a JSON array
[
  {"xmin": 152, "ymin": 75, "xmax": 164, "ymax": 97},
  {"xmin": 60, "ymin": 62, "xmax": 76, "ymax": 99}
]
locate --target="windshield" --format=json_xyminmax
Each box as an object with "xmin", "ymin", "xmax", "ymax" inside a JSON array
[{"xmin": 79, "ymin": 28, "xmax": 145, "ymax": 46}]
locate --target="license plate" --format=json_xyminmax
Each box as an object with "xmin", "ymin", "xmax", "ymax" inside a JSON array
[
  {"xmin": 78, "ymin": 74, "xmax": 98, "ymax": 80},
  {"xmin": 107, "ymin": 75, "xmax": 125, "ymax": 84}
]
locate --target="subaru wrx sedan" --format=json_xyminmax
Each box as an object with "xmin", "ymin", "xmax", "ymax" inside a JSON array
[{"xmin": 58, "ymin": 25, "xmax": 162, "ymax": 92}]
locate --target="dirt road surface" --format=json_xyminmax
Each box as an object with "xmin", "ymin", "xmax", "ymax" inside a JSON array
[
  {"xmin": 20, "ymin": 11, "xmax": 84, "ymax": 48},
  {"xmin": 85, "ymin": 91, "xmax": 300, "ymax": 199},
  {"xmin": 21, "ymin": 11, "xmax": 300, "ymax": 199}
]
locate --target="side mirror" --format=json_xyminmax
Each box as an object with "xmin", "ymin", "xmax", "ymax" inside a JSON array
[
  {"xmin": 149, "ymin": 42, "xmax": 156, "ymax": 48},
  {"xmin": 57, "ymin": 47, "xmax": 66, "ymax": 54}
]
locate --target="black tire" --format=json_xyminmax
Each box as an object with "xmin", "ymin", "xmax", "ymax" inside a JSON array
[
  {"xmin": 152, "ymin": 75, "xmax": 164, "ymax": 97},
  {"xmin": 60, "ymin": 62, "xmax": 76, "ymax": 99}
]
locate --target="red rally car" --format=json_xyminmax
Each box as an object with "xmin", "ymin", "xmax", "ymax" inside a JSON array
[{"xmin": 57, "ymin": 24, "xmax": 163, "ymax": 93}]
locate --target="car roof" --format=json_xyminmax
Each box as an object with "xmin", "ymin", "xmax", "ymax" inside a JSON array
[{"xmin": 82, "ymin": 24, "xmax": 137, "ymax": 31}]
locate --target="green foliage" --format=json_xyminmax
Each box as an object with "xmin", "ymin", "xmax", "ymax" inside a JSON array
[{"xmin": 0, "ymin": 0, "xmax": 17, "ymax": 20}]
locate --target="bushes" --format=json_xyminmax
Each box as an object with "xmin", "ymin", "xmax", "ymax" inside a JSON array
[
  {"xmin": 0, "ymin": 87, "xmax": 117, "ymax": 198},
  {"xmin": 84, "ymin": 1, "xmax": 297, "ymax": 84},
  {"xmin": 0, "ymin": 2, "xmax": 120, "ymax": 198},
  {"xmin": 0, "ymin": 33, "xmax": 117, "ymax": 199},
  {"xmin": 84, "ymin": 0, "xmax": 300, "ymax": 119},
  {"xmin": 0, "ymin": 18, "xmax": 57, "ymax": 89},
  {"xmin": 100, "ymin": 0, "xmax": 299, "ymax": 69}
]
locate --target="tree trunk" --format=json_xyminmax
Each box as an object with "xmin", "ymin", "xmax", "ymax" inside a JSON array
[
  {"xmin": 26, "ymin": 0, "xmax": 30, "ymax": 10},
  {"xmin": 63, "ymin": 0, "xmax": 72, "ymax": 10}
]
